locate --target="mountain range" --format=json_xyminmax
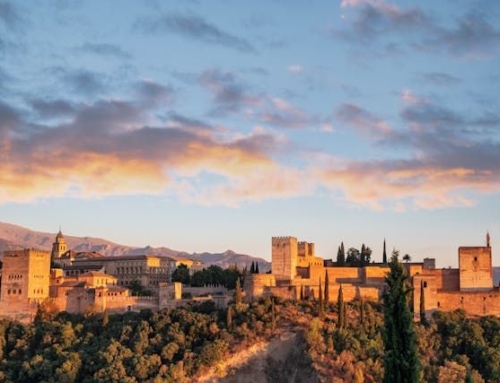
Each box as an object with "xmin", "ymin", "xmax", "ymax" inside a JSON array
[{"xmin": 0, "ymin": 221, "xmax": 271, "ymax": 271}]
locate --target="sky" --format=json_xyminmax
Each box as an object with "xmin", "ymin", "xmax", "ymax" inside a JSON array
[{"xmin": 1, "ymin": 0, "xmax": 499, "ymax": 267}]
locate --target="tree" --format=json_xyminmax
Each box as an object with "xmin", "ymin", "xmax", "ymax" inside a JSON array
[
  {"xmin": 337, "ymin": 242, "xmax": 346, "ymax": 266},
  {"xmin": 383, "ymin": 239, "xmax": 387, "ymax": 264},
  {"xmin": 324, "ymin": 271, "xmax": 330, "ymax": 304},
  {"xmin": 172, "ymin": 264, "xmax": 190, "ymax": 285},
  {"xmin": 361, "ymin": 244, "xmax": 372, "ymax": 266},
  {"xmin": 420, "ymin": 281, "xmax": 427, "ymax": 325},
  {"xmin": 234, "ymin": 278, "xmax": 243, "ymax": 304},
  {"xmin": 318, "ymin": 277, "xmax": 324, "ymax": 316},
  {"xmin": 403, "ymin": 254, "xmax": 411, "ymax": 263},
  {"xmin": 255, "ymin": 262, "xmax": 259, "ymax": 274},
  {"xmin": 338, "ymin": 284, "xmax": 345, "ymax": 329},
  {"xmin": 250, "ymin": 262, "xmax": 255, "ymax": 274},
  {"xmin": 383, "ymin": 250, "xmax": 420, "ymax": 383},
  {"xmin": 226, "ymin": 306, "xmax": 233, "ymax": 330},
  {"xmin": 300, "ymin": 285, "xmax": 304, "ymax": 300},
  {"xmin": 346, "ymin": 247, "xmax": 360, "ymax": 266}
]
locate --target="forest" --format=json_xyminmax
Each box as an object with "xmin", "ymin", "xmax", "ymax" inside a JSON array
[{"xmin": 0, "ymin": 295, "xmax": 500, "ymax": 382}]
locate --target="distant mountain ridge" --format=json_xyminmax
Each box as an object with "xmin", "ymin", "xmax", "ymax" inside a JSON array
[{"xmin": 0, "ymin": 221, "xmax": 270, "ymax": 271}]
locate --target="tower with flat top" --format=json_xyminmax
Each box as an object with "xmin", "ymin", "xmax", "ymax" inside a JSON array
[
  {"xmin": 272, "ymin": 236, "xmax": 298, "ymax": 281},
  {"xmin": 459, "ymin": 232, "xmax": 493, "ymax": 291}
]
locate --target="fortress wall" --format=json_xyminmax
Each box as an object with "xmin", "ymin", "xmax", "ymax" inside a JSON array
[
  {"xmin": 244, "ymin": 274, "xmax": 276, "ymax": 301},
  {"xmin": 434, "ymin": 269, "xmax": 460, "ymax": 290},
  {"xmin": 183, "ymin": 286, "xmax": 229, "ymax": 296},
  {"xmin": 325, "ymin": 267, "xmax": 363, "ymax": 284},
  {"xmin": 364, "ymin": 266, "xmax": 390, "ymax": 285},
  {"xmin": 412, "ymin": 275, "xmax": 438, "ymax": 321},
  {"xmin": 436, "ymin": 290, "xmax": 500, "ymax": 316}
]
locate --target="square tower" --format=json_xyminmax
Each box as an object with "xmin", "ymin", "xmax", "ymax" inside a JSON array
[
  {"xmin": 0, "ymin": 249, "xmax": 51, "ymax": 319},
  {"xmin": 272, "ymin": 237, "xmax": 298, "ymax": 281},
  {"xmin": 459, "ymin": 246, "xmax": 492, "ymax": 291}
]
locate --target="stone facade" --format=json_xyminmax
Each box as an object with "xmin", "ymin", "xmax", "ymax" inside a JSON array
[
  {"xmin": 246, "ymin": 234, "xmax": 498, "ymax": 320},
  {"xmin": 0, "ymin": 249, "xmax": 52, "ymax": 322}
]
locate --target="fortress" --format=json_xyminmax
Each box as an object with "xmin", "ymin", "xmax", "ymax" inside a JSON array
[
  {"xmin": 245, "ymin": 233, "xmax": 500, "ymax": 319},
  {"xmin": 1, "ymin": 230, "xmax": 498, "ymax": 322}
]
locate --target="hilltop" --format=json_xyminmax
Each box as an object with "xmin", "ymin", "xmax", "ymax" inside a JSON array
[{"xmin": 0, "ymin": 221, "xmax": 270, "ymax": 271}]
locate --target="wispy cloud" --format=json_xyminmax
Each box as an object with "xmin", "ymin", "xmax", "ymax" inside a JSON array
[
  {"xmin": 418, "ymin": 72, "xmax": 461, "ymax": 87},
  {"xmin": 200, "ymin": 68, "xmax": 259, "ymax": 116},
  {"xmin": 335, "ymin": 1, "xmax": 500, "ymax": 60},
  {"xmin": 424, "ymin": 14, "xmax": 500, "ymax": 59},
  {"xmin": 136, "ymin": 12, "xmax": 255, "ymax": 53},
  {"xmin": 335, "ymin": 103, "xmax": 391, "ymax": 137},
  {"xmin": 0, "ymin": 1, "xmax": 22, "ymax": 30},
  {"xmin": 78, "ymin": 42, "xmax": 131, "ymax": 59}
]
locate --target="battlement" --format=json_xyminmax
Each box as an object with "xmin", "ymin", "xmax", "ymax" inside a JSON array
[{"xmin": 272, "ymin": 236, "xmax": 297, "ymax": 245}]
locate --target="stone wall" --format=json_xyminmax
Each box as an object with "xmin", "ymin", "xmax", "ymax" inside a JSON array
[{"xmin": 435, "ymin": 290, "xmax": 500, "ymax": 316}]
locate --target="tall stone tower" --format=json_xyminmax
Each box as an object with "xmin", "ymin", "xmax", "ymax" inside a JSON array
[
  {"xmin": 271, "ymin": 236, "xmax": 298, "ymax": 281},
  {"xmin": 51, "ymin": 230, "xmax": 67, "ymax": 260},
  {"xmin": 0, "ymin": 249, "xmax": 51, "ymax": 321},
  {"xmin": 459, "ymin": 233, "xmax": 493, "ymax": 291}
]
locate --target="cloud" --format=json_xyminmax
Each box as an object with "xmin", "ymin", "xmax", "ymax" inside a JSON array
[
  {"xmin": 0, "ymin": 1, "xmax": 22, "ymax": 30},
  {"xmin": 335, "ymin": 0, "xmax": 431, "ymax": 42},
  {"xmin": 425, "ymin": 14, "xmax": 500, "ymax": 59},
  {"xmin": 0, "ymin": 94, "xmax": 299, "ymax": 206},
  {"xmin": 260, "ymin": 98, "xmax": 316, "ymax": 129},
  {"xmin": 28, "ymin": 98, "xmax": 77, "ymax": 120},
  {"xmin": 136, "ymin": 12, "xmax": 255, "ymax": 53},
  {"xmin": 200, "ymin": 68, "xmax": 259, "ymax": 116},
  {"xmin": 136, "ymin": 79, "xmax": 175, "ymax": 108},
  {"xmin": 316, "ymin": 157, "xmax": 497, "ymax": 210},
  {"xmin": 78, "ymin": 43, "xmax": 131, "ymax": 59},
  {"xmin": 418, "ymin": 72, "xmax": 461, "ymax": 87},
  {"xmin": 335, "ymin": 103, "xmax": 391, "ymax": 137},
  {"xmin": 288, "ymin": 65, "xmax": 303, "ymax": 74},
  {"xmin": 335, "ymin": 2, "xmax": 500, "ymax": 60},
  {"xmin": 200, "ymin": 68, "xmax": 318, "ymax": 129},
  {"xmin": 62, "ymin": 69, "xmax": 106, "ymax": 97}
]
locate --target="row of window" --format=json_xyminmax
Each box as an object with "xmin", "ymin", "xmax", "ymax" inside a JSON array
[
  {"xmin": 7, "ymin": 274, "xmax": 23, "ymax": 280},
  {"xmin": 6, "ymin": 289, "xmax": 22, "ymax": 295},
  {"xmin": 33, "ymin": 289, "xmax": 44, "ymax": 294}
]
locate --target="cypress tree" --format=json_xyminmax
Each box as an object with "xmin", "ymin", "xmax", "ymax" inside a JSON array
[
  {"xmin": 318, "ymin": 277, "xmax": 324, "ymax": 316},
  {"xmin": 234, "ymin": 278, "xmax": 243, "ymax": 304},
  {"xmin": 250, "ymin": 262, "xmax": 255, "ymax": 274},
  {"xmin": 324, "ymin": 270, "xmax": 330, "ymax": 304},
  {"xmin": 337, "ymin": 284, "xmax": 345, "ymax": 329},
  {"xmin": 383, "ymin": 250, "xmax": 420, "ymax": 383},
  {"xmin": 359, "ymin": 299, "xmax": 365, "ymax": 329},
  {"xmin": 337, "ymin": 242, "xmax": 346, "ymax": 266},
  {"xmin": 226, "ymin": 306, "xmax": 233, "ymax": 329},
  {"xmin": 271, "ymin": 299, "xmax": 276, "ymax": 332},
  {"xmin": 383, "ymin": 239, "xmax": 387, "ymax": 264},
  {"xmin": 255, "ymin": 262, "xmax": 259, "ymax": 274},
  {"xmin": 420, "ymin": 281, "xmax": 427, "ymax": 325}
]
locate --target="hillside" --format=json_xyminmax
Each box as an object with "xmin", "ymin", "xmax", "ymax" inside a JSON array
[{"xmin": 0, "ymin": 221, "xmax": 270, "ymax": 270}]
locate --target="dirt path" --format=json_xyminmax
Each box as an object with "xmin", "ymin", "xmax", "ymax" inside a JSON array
[{"xmin": 194, "ymin": 331, "xmax": 299, "ymax": 383}]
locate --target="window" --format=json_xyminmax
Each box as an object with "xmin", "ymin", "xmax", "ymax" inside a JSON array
[{"xmin": 423, "ymin": 281, "xmax": 427, "ymax": 288}]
